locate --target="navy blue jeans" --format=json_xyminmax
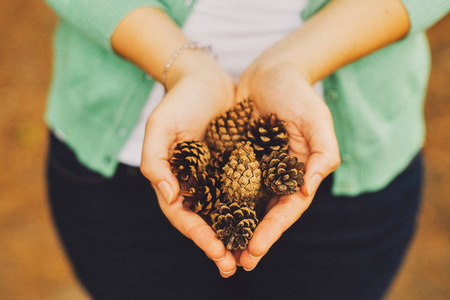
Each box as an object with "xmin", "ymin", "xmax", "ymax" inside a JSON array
[{"xmin": 47, "ymin": 133, "xmax": 423, "ymax": 300}]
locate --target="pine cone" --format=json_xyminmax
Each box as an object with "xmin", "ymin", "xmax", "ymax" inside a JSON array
[
  {"xmin": 247, "ymin": 113, "xmax": 289, "ymax": 159},
  {"xmin": 207, "ymin": 149, "xmax": 232, "ymax": 177},
  {"xmin": 180, "ymin": 171, "xmax": 223, "ymax": 215},
  {"xmin": 221, "ymin": 141, "xmax": 261, "ymax": 202},
  {"xmin": 206, "ymin": 98, "xmax": 253, "ymax": 154},
  {"xmin": 211, "ymin": 202, "xmax": 258, "ymax": 250},
  {"xmin": 170, "ymin": 141, "xmax": 210, "ymax": 181},
  {"xmin": 260, "ymin": 151, "xmax": 305, "ymax": 195}
]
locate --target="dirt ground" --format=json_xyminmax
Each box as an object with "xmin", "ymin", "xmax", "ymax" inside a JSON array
[{"xmin": 0, "ymin": 1, "xmax": 449, "ymax": 299}]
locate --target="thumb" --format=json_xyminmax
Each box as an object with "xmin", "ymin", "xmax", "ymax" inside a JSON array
[
  {"xmin": 140, "ymin": 116, "xmax": 179, "ymax": 205},
  {"xmin": 300, "ymin": 104, "xmax": 340, "ymax": 196},
  {"xmin": 301, "ymin": 151, "xmax": 340, "ymax": 197}
]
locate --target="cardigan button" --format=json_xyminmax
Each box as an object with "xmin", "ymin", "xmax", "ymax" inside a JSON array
[
  {"xmin": 341, "ymin": 153, "xmax": 351, "ymax": 164},
  {"xmin": 53, "ymin": 128, "xmax": 66, "ymax": 141},
  {"xmin": 325, "ymin": 89, "xmax": 338, "ymax": 102},
  {"xmin": 342, "ymin": 181, "xmax": 353, "ymax": 191}
]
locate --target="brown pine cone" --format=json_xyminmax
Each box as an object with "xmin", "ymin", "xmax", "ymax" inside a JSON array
[
  {"xmin": 170, "ymin": 140, "xmax": 210, "ymax": 181},
  {"xmin": 247, "ymin": 113, "xmax": 289, "ymax": 159},
  {"xmin": 207, "ymin": 149, "xmax": 232, "ymax": 177},
  {"xmin": 221, "ymin": 141, "xmax": 261, "ymax": 202},
  {"xmin": 180, "ymin": 171, "xmax": 223, "ymax": 215},
  {"xmin": 260, "ymin": 151, "xmax": 305, "ymax": 195},
  {"xmin": 211, "ymin": 202, "xmax": 258, "ymax": 250},
  {"xmin": 206, "ymin": 98, "xmax": 253, "ymax": 154}
]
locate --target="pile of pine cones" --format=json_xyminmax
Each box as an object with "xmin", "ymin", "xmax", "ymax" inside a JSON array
[{"xmin": 170, "ymin": 99, "xmax": 305, "ymax": 250}]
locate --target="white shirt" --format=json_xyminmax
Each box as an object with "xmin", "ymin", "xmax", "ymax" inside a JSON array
[{"xmin": 118, "ymin": 0, "xmax": 322, "ymax": 166}]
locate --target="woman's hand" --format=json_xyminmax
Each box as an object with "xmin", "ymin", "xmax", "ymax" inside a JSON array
[
  {"xmin": 235, "ymin": 56, "xmax": 340, "ymax": 271},
  {"xmin": 140, "ymin": 51, "xmax": 238, "ymax": 278},
  {"xmin": 112, "ymin": 7, "xmax": 239, "ymax": 277},
  {"xmin": 231, "ymin": 0, "xmax": 413, "ymax": 271}
]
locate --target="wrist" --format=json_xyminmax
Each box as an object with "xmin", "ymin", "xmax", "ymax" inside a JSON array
[
  {"xmin": 163, "ymin": 49, "xmax": 235, "ymax": 113},
  {"xmin": 249, "ymin": 57, "xmax": 315, "ymax": 91},
  {"xmin": 162, "ymin": 42, "xmax": 217, "ymax": 91},
  {"xmin": 254, "ymin": 43, "xmax": 316, "ymax": 86},
  {"xmin": 164, "ymin": 48, "xmax": 222, "ymax": 91},
  {"xmin": 255, "ymin": 0, "xmax": 411, "ymax": 85}
]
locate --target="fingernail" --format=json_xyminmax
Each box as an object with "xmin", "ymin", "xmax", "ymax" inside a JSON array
[
  {"xmin": 248, "ymin": 253, "xmax": 263, "ymax": 260},
  {"xmin": 212, "ymin": 256, "xmax": 225, "ymax": 262},
  {"xmin": 158, "ymin": 181, "xmax": 173, "ymax": 204},
  {"xmin": 219, "ymin": 268, "xmax": 234, "ymax": 277},
  {"xmin": 243, "ymin": 266, "xmax": 256, "ymax": 272},
  {"xmin": 307, "ymin": 174, "xmax": 322, "ymax": 196}
]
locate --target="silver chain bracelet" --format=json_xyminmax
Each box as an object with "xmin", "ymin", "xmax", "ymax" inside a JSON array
[{"xmin": 161, "ymin": 41, "xmax": 216, "ymax": 92}]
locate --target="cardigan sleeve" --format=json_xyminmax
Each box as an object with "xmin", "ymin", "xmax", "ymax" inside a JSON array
[
  {"xmin": 44, "ymin": 0, "xmax": 168, "ymax": 51},
  {"xmin": 401, "ymin": 0, "xmax": 450, "ymax": 35}
]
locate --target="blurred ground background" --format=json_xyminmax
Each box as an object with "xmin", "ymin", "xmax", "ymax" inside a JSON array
[{"xmin": 0, "ymin": 1, "xmax": 449, "ymax": 299}]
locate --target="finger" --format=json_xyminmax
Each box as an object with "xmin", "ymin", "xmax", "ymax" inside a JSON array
[
  {"xmin": 301, "ymin": 151, "xmax": 336, "ymax": 197},
  {"xmin": 155, "ymin": 188, "xmax": 228, "ymax": 263},
  {"xmin": 239, "ymin": 249, "xmax": 262, "ymax": 272},
  {"xmin": 141, "ymin": 113, "xmax": 179, "ymax": 204},
  {"xmin": 232, "ymin": 249, "xmax": 243, "ymax": 267},
  {"xmin": 214, "ymin": 250, "xmax": 237, "ymax": 278},
  {"xmin": 239, "ymin": 192, "xmax": 312, "ymax": 271},
  {"xmin": 301, "ymin": 107, "xmax": 340, "ymax": 196},
  {"xmin": 264, "ymin": 195, "xmax": 279, "ymax": 215}
]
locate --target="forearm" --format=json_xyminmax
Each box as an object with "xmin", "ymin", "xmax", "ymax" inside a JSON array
[
  {"xmin": 264, "ymin": 0, "xmax": 410, "ymax": 84},
  {"xmin": 111, "ymin": 7, "xmax": 217, "ymax": 89},
  {"xmin": 44, "ymin": 0, "xmax": 167, "ymax": 50}
]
